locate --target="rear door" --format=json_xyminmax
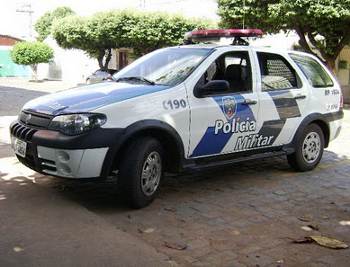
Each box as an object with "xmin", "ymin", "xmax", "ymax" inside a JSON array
[{"xmin": 254, "ymin": 51, "xmax": 310, "ymax": 147}]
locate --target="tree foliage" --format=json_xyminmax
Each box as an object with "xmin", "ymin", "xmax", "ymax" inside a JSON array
[
  {"xmin": 35, "ymin": 6, "xmax": 75, "ymax": 41},
  {"xmin": 52, "ymin": 10, "xmax": 211, "ymax": 70},
  {"xmin": 218, "ymin": 0, "xmax": 350, "ymax": 70},
  {"xmin": 11, "ymin": 41, "xmax": 54, "ymax": 80}
]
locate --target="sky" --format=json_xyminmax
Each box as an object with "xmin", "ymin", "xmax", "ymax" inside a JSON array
[{"xmin": 0, "ymin": 0, "xmax": 219, "ymax": 39}]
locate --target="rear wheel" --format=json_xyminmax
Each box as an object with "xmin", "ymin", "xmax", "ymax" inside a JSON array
[
  {"xmin": 118, "ymin": 137, "xmax": 163, "ymax": 209},
  {"xmin": 287, "ymin": 123, "xmax": 324, "ymax": 172}
]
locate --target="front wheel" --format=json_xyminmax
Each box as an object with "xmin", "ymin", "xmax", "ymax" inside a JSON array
[
  {"xmin": 287, "ymin": 123, "xmax": 324, "ymax": 172},
  {"xmin": 118, "ymin": 137, "xmax": 164, "ymax": 209}
]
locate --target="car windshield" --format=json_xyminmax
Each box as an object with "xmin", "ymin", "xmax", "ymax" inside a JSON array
[{"xmin": 113, "ymin": 47, "xmax": 212, "ymax": 86}]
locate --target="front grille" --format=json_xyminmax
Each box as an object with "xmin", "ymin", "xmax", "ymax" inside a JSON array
[
  {"xmin": 40, "ymin": 158, "xmax": 57, "ymax": 172},
  {"xmin": 19, "ymin": 111, "xmax": 52, "ymax": 128},
  {"xmin": 10, "ymin": 122, "xmax": 38, "ymax": 171},
  {"xmin": 10, "ymin": 122, "xmax": 37, "ymax": 142}
]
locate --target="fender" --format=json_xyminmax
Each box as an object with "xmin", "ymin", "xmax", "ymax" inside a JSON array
[
  {"xmin": 122, "ymin": 119, "xmax": 185, "ymax": 157},
  {"xmin": 290, "ymin": 112, "xmax": 331, "ymax": 149},
  {"xmin": 101, "ymin": 120, "xmax": 186, "ymax": 176}
]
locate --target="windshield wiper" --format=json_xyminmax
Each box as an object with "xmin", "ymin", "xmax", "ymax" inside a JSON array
[{"xmin": 116, "ymin": 76, "xmax": 156, "ymax": 85}]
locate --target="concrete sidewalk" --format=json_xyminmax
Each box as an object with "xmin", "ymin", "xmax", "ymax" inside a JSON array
[{"xmin": 0, "ymin": 77, "xmax": 79, "ymax": 93}]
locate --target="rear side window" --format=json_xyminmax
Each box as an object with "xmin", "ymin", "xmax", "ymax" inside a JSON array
[
  {"xmin": 257, "ymin": 52, "xmax": 300, "ymax": 91},
  {"xmin": 290, "ymin": 54, "xmax": 334, "ymax": 88}
]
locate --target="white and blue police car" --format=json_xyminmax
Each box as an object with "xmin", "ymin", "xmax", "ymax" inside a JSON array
[{"xmin": 10, "ymin": 29, "xmax": 343, "ymax": 208}]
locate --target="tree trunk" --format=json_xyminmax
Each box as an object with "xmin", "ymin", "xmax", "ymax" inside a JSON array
[
  {"xmin": 96, "ymin": 49, "xmax": 113, "ymax": 71},
  {"xmin": 103, "ymin": 48, "xmax": 112, "ymax": 70},
  {"xmin": 97, "ymin": 50, "xmax": 105, "ymax": 70},
  {"xmin": 30, "ymin": 64, "xmax": 38, "ymax": 81},
  {"xmin": 325, "ymin": 58, "xmax": 336, "ymax": 74},
  {"xmin": 295, "ymin": 28, "xmax": 339, "ymax": 74}
]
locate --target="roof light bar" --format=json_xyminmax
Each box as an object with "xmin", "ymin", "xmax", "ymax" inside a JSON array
[
  {"xmin": 184, "ymin": 29, "xmax": 264, "ymax": 46},
  {"xmin": 190, "ymin": 29, "xmax": 263, "ymax": 39}
]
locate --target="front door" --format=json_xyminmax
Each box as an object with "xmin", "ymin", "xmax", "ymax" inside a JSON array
[{"xmin": 188, "ymin": 50, "xmax": 263, "ymax": 158}]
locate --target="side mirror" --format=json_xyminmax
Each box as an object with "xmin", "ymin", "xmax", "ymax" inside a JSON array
[{"xmin": 194, "ymin": 80, "xmax": 230, "ymax": 98}]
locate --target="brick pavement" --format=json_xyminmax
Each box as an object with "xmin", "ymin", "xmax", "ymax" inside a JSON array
[{"xmin": 32, "ymin": 109, "xmax": 350, "ymax": 266}]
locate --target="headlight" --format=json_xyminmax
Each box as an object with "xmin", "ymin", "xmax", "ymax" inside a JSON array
[{"xmin": 49, "ymin": 113, "xmax": 107, "ymax": 135}]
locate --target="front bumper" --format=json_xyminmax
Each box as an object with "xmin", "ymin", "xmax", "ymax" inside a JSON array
[
  {"xmin": 10, "ymin": 121, "xmax": 122, "ymax": 179},
  {"xmin": 36, "ymin": 146, "xmax": 108, "ymax": 178}
]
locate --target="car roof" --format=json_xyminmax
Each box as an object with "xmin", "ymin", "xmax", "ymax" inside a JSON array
[
  {"xmin": 176, "ymin": 44, "xmax": 294, "ymax": 54},
  {"xmin": 168, "ymin": 44, "xmax": 316, "ymax": 60},
  {"xmin": 177, "ymin": 44, "xmax": 224, "ymax": 49}
]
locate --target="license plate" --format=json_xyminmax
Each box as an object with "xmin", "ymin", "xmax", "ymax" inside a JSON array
[{"xmin": 12, "ymin": 138, "xmax": 27, "ymax": 158}]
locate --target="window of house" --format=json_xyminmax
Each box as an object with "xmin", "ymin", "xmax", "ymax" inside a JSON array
[
  {"xmin": 198, "ymin": 51, "xmax": 252, "ymax": 93},
  {"xmin": 290, "ymin": 54, "xmax": 334, "ymax": 88},
  {"xmin": 257, "ymin": 52, "xmax": 300, "ymax": 91}
]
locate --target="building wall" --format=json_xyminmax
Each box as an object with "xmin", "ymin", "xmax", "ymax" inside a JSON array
[
  {"xmin": 109, "ymin": 48, "xmax": 134, "ymax": 71},
  {"xmin": 0, "ymin": 36, "xmax": 31, "ymax": 77},
  {"xmin": 336, "ymin": 46, "xmax": 350, "ymax": 103},
  {"xmin": 0, "ymin": 46, "xmax": 30, "ymax": 77},
  {"xmin": 37, "ymin": 38, "xmax": 98, "ymax": 83}
]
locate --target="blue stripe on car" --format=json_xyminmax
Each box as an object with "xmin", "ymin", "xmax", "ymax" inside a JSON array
[{"xmin": 190, "ymin": 94, "xmax": 256, "ymax": 157}]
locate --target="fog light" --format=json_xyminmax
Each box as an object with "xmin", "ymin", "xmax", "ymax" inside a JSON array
[{"xmin": 57, "ymin": 151, "xmax": 70, "ymax": 162}]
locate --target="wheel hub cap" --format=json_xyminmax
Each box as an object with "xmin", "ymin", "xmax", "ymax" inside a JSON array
[
  {"xmin": 302, "ymin": 132, "xmax": 321, "ymax": 164},
  {"xmin": 141, "ymin": 151, "xmax": 161, "ymax": 196}
]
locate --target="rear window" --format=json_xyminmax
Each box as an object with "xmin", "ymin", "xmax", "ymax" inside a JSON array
[
  {"xmin": 257, "ymin": 52, "xmax": 300, "ymax": 91},
  {"xmin": 290, "ymin": 54, "xmax": 334, "ymax": 88}
]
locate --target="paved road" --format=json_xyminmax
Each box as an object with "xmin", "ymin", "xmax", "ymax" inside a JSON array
[{"xmin": 1, "ymin": 84, "xmax": 349, "ymax": 266}]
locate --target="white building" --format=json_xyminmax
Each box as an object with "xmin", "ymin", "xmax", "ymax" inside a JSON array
[{"xmin": 36, "ymin": 38, "xmax": 97, "ymax": 83}]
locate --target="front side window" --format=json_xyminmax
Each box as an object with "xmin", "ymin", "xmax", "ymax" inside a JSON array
[
  {"xmin": 197, "ymin": 51, "xmax": 252, "ymax": 93},
  {"xmin": 113, "ymin": 48, "xmax": 212, "ymax": 86},
  {"xmin": 257, "ymin": 52, "xmax": 300, "ymax": 91},
  {"xmin": 290, "ymin": 54, "xmax": 334, "ymax": 88}
]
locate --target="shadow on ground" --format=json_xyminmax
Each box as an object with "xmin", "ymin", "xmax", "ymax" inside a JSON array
[{"xmin": 25, "ymin": 149, "xmax": 348, "ymax": 213}]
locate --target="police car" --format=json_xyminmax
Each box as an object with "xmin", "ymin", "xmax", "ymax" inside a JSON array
[{"xmin": 10, "ymin": 29, "xmax": 343, "ymax": 208}]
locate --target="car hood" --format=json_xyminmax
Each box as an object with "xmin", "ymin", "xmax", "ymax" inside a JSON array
[{"xmin": 23, "ymin": 82, "xmax": 170, "ymax": 116}]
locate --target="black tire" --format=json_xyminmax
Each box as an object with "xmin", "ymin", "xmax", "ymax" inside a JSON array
[
  {"xmin": 118, "ymin": 137, "xmax": 164, "ymax": 209},
  {"xmin": 287, "ymin": 123, "xmax": 324, "ymax": 172}
]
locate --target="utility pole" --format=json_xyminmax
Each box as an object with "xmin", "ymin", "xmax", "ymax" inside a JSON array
[
  {"xmin": 139, "ymin": 0, "xmax": 146, "ymax": 9},
  {"xmin": 242, "ymin": 0, "xmax": 245, "ymax": 29},
  {"xmin": 16, "ymin": 3, "xmax": 34, "ymax": 39}
]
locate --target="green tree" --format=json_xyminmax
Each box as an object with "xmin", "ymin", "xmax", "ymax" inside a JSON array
[
  {"xmin": 52, "ymin": 14, "xmax": 117, "ymax": 70},
  {"xmin": 52, "ymin": 10, "xmax": 211, "ymax": 70},
  {"xmin": 218, "ymin": 0, "xmax": 350, "ymax": 71},
  {"xmin": 11, "ymin": 41, "xmax": 54, "ymax": 80},
  {"xmin": 127, "ymin": 12, "xmax": 210, "ymax": 56},
  {"xmin": 35, "ymin": 6, "xmax": 75, "ymax": 41}
]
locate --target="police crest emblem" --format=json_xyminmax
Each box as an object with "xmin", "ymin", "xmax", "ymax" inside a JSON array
[{"xmin": 222, "ymin": 96, "xmax": 236, "ymax": 120}]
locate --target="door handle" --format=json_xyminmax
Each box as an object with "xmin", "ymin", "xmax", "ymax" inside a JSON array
[
  {"xmin": 294, "ymin": 94, "xmax": 306, "ymax": 100},
  {"xmin": 242, "ymin": 99, "xmax": 257, "ymax": 105}
]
